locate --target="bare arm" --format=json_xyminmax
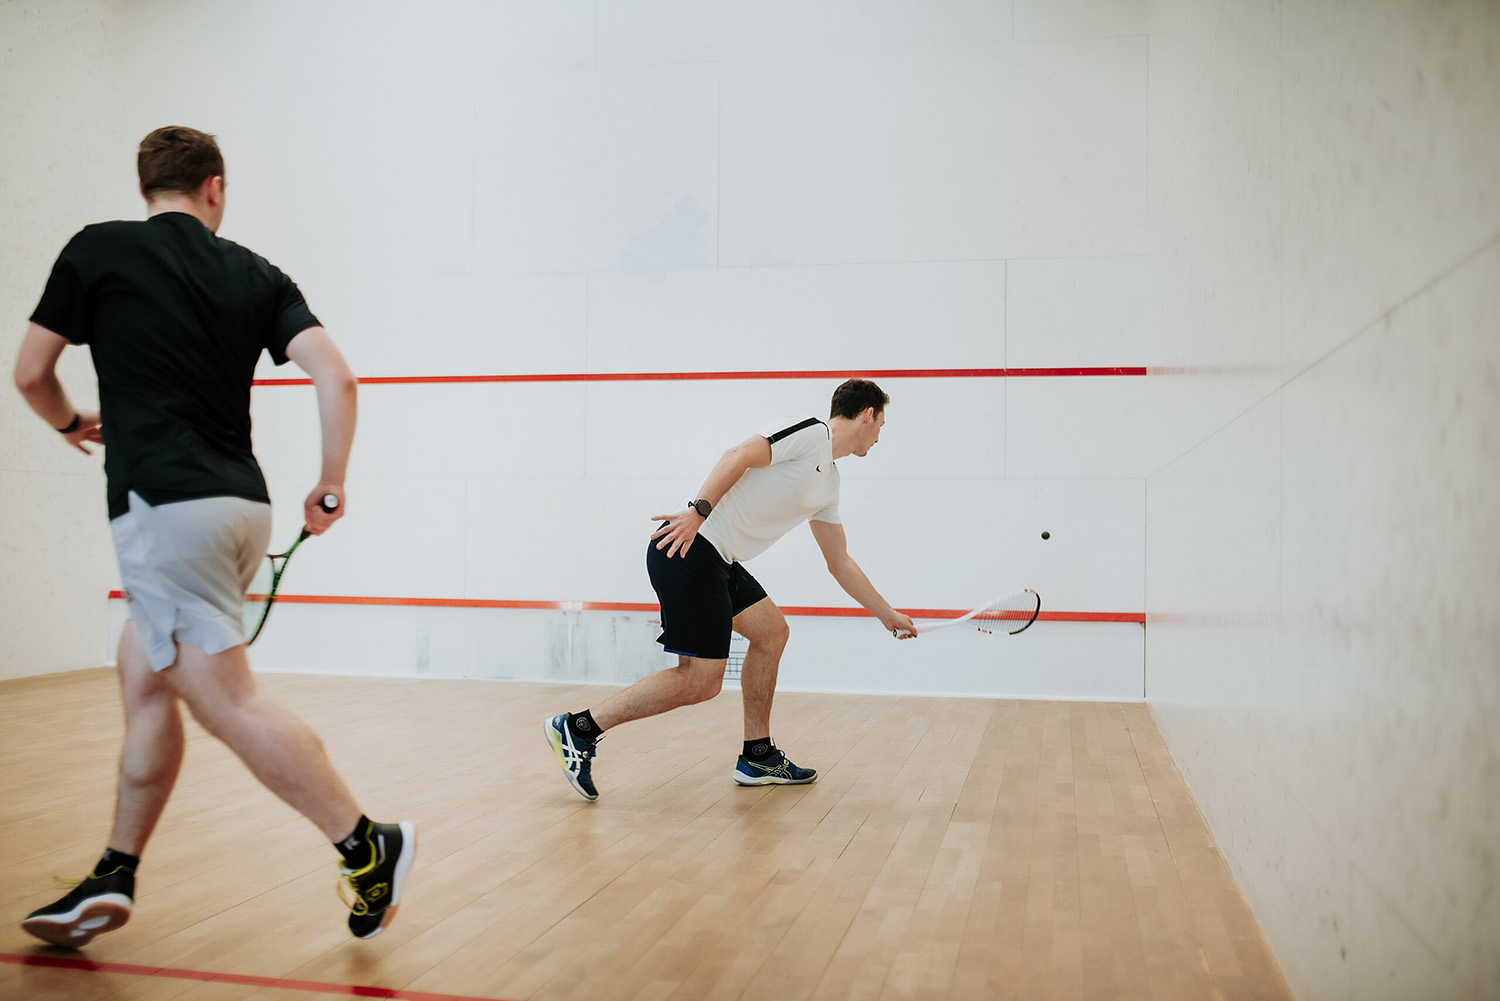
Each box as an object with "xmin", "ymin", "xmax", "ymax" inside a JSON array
[
  {"xmin": 13, "ymin": 322, "xmax": 103, "ymax": 454},
  {"xmin": 650, "ymin": 434, "xmax": 772, "ymax": 558},
  {"xmin": 284, "ymin": 326, "xmax": 356, "ymax": 534},
  {"xmin": 809, "ymin": 520, "xmax": 916, "ymax": 638}
]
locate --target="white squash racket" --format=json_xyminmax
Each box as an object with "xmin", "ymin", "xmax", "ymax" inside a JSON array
[{"xmin": 894, "ymin": 588, "xmax": 1040, "ymax": 638}]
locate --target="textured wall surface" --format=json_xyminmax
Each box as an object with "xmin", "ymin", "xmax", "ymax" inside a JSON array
[{"xmin": 1146, "ymin": 2, "xmax": 1500, "ymax": 998}]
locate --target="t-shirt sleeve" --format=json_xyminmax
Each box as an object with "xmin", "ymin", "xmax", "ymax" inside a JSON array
[
  {"xmin": 811, "ymin": 464, "xmax": 842, "ymax": 524},
  {"xmin": 29, "ymin": 232, "xmax": 93, "ymax": 345},
  {"xmin": 758, "ymin": 416, "xmax": 825, "ymax": 464},
  {"xmin": 266, "ymin": 267, "xmax": 321, "ymax": 366}
]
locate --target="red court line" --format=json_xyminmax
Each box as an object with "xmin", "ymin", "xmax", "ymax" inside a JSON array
[
  {"xmin": 108, "ymin": 591, "xmax": 1143, "ymax": 623},
  {"xmin": 0, "ymin": 952, "xmax": 509, "ymax": 1001},
  {"xmin": 253, "ymin": 366, "xmax": 1145, "ymax": 387}
]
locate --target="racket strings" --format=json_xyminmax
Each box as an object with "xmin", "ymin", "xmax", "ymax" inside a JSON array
[{"xmin": 972, "ymin": 589, "xmax": 1041, "ymax": 634}]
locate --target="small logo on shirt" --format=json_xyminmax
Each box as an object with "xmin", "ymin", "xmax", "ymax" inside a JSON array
[{"xmin": 816, "ymin": 465, "xmax": 822, "ymax": 472}]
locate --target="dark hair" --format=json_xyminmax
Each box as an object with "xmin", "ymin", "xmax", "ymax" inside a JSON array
[
  {"xmin": 137, "ymin": 126, "xmax": 224, "ymax": 198},
  {"xmin": 829, "ymin": 378, "xmax": 889, "ymax": 419}
]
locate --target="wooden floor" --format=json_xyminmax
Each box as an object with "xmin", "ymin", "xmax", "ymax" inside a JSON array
[{"xmin": 0, "ymin": 669, "xmax": 1291, "ymax": 1001}]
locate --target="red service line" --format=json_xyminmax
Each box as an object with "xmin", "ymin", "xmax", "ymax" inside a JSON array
[
  {"xmin": 0, "ymin": 952, "xmax": 511, "ymax": 1001},
  {"xmin": 253, "ymin": 366, "xmax": 1145, "ymax": 387},
  {"xmin": 108, "ymin": 591, "xmax": 1143, "ymax": 623}
]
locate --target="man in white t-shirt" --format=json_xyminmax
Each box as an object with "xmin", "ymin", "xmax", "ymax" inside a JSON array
[{"xmin": 544, "ymin": 379, "xmax": 916, "ymax": 800}]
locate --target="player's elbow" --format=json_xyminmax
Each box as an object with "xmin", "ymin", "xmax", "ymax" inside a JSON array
[
  {"xmin": 13, "ymin": 361, "xmax": 47, "ymax": 398},
  {"xmin": 315, "ymin": 365, "xmax": 358, "ymax": 400}
]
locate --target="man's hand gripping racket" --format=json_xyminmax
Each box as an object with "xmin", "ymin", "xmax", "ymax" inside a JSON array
[{"xmin": 892, "ymin": 589, "xmax": 1041, "ymax": 638}]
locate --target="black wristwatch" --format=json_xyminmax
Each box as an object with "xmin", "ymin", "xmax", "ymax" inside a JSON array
[{"xmin": 688, "ymin": 498, "xmax": 712, "ymax": 518}]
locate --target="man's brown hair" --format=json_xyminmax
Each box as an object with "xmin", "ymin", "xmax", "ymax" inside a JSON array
[
  {"xmin": 137, "ymin": 126, "xmax": 224, "ymax": 198},
  {"xmin": 830, "ymin": 378, "xmax": 890, "ymax": 420}
]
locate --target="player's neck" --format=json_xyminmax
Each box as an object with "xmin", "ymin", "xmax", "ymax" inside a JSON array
[
  {"xmin": 828, "ymin": 417, "xmax": 855, "ymax": 460},
  {"xmin": 145, "ymin": 195, "xmax": 216, "ymax": 232}
]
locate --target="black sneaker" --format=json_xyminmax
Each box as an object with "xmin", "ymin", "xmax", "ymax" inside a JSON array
[
  {"xmin": 544, "ymin": 713, "xmax": 600, "ymax": 800},
  {"xmin": 338, "ymin": 820, "xmax": 416, "ymax": 939},
  {"xmin": 21, "ymin": 865, "xmax": 135, "ymax": 948},
  {"xmin": 733, "ymin": 745, "xmax": 817, "ymax": 786}
]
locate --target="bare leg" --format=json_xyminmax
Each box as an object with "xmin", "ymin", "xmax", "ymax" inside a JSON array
[
  {"xmin": 161, "ymin": 642, "xmax": 361, "ymax": 842},
  {"xmin": 732, "ymin": 598, "xmax": 790, "ymax": 741},
  {"xmin": 107, "ymin": 622, "xmax": 185, "ymax": 856},
  {"xmin": 591, "ymin": 656, "xmax": 728, "ymax": 731}
]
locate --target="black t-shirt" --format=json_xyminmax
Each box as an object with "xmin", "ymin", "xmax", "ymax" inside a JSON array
[{"xmin": 30, "ymin": 212, "xmax": 319, "ymax": 519}]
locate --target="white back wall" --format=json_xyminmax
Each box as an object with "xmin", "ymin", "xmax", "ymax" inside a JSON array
[
  {"xmin": 1147, "ymin": 2, "xmax": 1500, "ymax": 999},
  {"xmin": 0, "ymin": 0, "xmax": 135, "ymax": 681},
  {"xmin": 9, "ymin": 1, "xmax": 1151, "ymax": 699}
]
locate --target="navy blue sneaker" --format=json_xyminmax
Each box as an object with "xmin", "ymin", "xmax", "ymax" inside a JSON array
[
  {"xmin": 545, "ymin": 714, "xmax": 600, "ymax": 800},
  {"xmin": 22, "ymin": 864, "xmax": 134, "ymax": 947},
  {"xmin": 733, "ymin": 745, "xmax": 817, "ymax": 786}
]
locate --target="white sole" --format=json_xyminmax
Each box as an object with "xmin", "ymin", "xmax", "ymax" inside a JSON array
[
  {"xmin": 22, "ymin": 894, "xmax": 132, "ymax": 947},
  {"xmin": 732, "ymin": 770, "xmax": 817, "ymax": 786}
]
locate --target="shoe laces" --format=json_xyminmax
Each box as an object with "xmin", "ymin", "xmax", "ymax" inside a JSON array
[
  {"xmin": 568, "ymin": 731, "xmax": 602, "ymax": 761},
  {"xmin": 52, "ymin": 864, "xmax": 132, "ymax": 890},
  {"xmin": 338, "ymin": 874, "xmax": 374, "ymax": 916},
  {"xmin": 337, "ymin": 850, "xmax": 381, "ymax": 917}
]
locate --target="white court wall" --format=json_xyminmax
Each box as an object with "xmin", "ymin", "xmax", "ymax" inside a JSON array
[
  {"xmin": 0, "ymin": 0, "xmax": 135, "ymax": 681},
  {"xmin": 8, "ymin": 1, "xmax": 1151, "ymax": 699},
  {"xmin": 1146, "ymin": 2, "xmax": 1500, "ymax": 999}
]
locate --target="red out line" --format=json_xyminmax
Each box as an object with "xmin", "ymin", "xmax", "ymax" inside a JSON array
[
  {"xmin": 107, "ymin": 591, "xmax": 1143, "ymax": 623},
  {"xmin": 0, "ymin": 952, "xmax": 511, "ymax": 1001},
  {"xmin": 253, "ymin": 366, "xmax": 1145, "ymax": 387}
]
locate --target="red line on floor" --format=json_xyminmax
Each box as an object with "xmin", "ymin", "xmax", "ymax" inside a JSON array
[
  {"xmin": 107, "ymin": 591, "xmax": 1144, "ymax": 623},
  {"xmin": 253, "ymin": 366, "xmax": 1145, "ymax": 387},
  {"xmin": 0, "ymin": 952, "xmax": 510, "ymax": 1001}
]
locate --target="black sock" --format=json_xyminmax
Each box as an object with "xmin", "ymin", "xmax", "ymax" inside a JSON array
[
  {"xmin": 743, "ymin": 738, "xmax": 775, "ymax": 762},
  {"xmin": 334, "ymin": 815, "xmax": 374, "ymax": 865},
  {"xmin": 568, "ymin": 710, "xmax": 602, "ymax": 742},
  {"xmin": 95, "ymin": 848, "xmax": 140, "ymax": 877}
]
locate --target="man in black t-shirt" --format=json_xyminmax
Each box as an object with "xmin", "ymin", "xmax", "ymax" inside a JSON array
[{"xmin": 12, "ymin": 127, "xmax": 414, "ymax": 945}]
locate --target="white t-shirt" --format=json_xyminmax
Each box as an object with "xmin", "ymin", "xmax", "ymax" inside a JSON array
[{"xmin": 697, "ymin": 416, "xmax": 841, "ymax": 564}]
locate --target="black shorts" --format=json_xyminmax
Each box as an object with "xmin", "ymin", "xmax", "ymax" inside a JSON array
[{"xmin": 646, "ymin": 531, "xmax": 769, "ymax": 660}]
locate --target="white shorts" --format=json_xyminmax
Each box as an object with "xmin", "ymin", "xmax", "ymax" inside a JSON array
[{"xmin": 110, "ymin": 491, "xmax": 273, "ymax": 671}]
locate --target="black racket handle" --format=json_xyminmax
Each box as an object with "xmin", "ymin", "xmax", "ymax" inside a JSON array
[{"xmin": 297, "ymin": 494, "xmax": 341, "ymax": 542}]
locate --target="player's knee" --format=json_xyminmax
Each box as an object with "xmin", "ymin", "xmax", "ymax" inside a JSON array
[
  {"xmin": 692, "ymin": 674, "xmax": 723, "ymax": 703},
  {"xmin": 680, "ymin": 665, "xmax": 722, "ymax": 704},
  {"xmin": 757, "ymin": 617, "xmax": 790, "ymax": 651}
]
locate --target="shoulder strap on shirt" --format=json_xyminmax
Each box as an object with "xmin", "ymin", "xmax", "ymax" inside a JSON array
[{"xmin": 765, "ymin": 417, "xmax": 824, "ymax": 444}]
